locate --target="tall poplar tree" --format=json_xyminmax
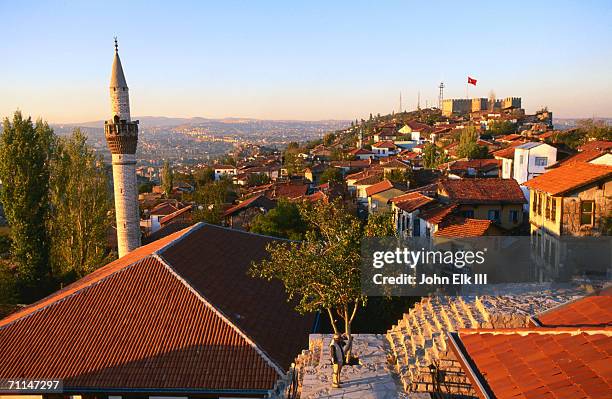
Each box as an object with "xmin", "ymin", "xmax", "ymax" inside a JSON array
[
  {"xmin": 161, "ymin": 159, "xmax": 173, "ymax": 198},
  {"xmin": 48, "ymin": 129, "xmax": 113, "ymax": 280},
  {"xmin": 0, "ymin": 111, "xmax": 54, "ymax": 297}
]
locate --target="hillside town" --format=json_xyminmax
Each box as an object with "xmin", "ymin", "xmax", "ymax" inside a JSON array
[{"xmin": 1, "ymin": 27, "xmax": 611, "ymax": 399}]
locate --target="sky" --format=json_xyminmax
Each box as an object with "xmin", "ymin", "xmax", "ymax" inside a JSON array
[{"xmin": 1, "ymin": 1, "xmax": 611, "ymax": 123}]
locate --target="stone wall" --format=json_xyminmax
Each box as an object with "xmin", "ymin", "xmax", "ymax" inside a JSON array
[
  {"xmin": 110, "ymin": 86, "xmax": 131, "ymax": 121},
  {"xmin": 561, "ymin": 181, "xmax": 611, "ymax": 236}
]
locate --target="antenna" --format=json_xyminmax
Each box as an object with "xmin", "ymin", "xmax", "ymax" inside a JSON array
[{"xmin": 438, "ymin": 82, "xmax": 445, "ymax": 109}]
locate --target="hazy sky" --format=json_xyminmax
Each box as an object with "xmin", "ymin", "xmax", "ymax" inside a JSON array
[{"xmin": 2, "ymin": 1, "xmax": 611, "ymax": 123}]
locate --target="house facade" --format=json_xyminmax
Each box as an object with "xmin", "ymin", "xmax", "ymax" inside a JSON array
[{"xmin": 513, "ymin": 142, "xmax": 557, "ymax": 184}]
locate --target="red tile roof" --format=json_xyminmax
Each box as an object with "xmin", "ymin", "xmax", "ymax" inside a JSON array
[
  {"xmin": 382, "ymin": 159, "xmax": 412, "ymax": 169},
  {"xmin": 372, "ymin": 140, "xmax": 397, "ymax": 149},
  {"xmin": 270, "ymin": 182, "xmax": 309, "ymax": 199},
  {"xmin": 223, "ymin": 194, "xmax": 276, "ymax": 217},
  {"xmin": 353, "ymin": 173, "xmax": 384, "ymax": 186},
  {"xmin": 349, "ymin": 148, "xmax": 374, "ymax": 155},
  {"xmin": 0, "ymin": 224, "xmax": 314, "ymax": 393},
  {"xmin": 446, "ymin": 159, "xmax": 501, "ymax": 173},
  {"xmin": 365, "ymin": 179, "xmax": 395, "ymax": 196},
  {"xmin": 536, "ymin": 288, "xmax": 612, "ymax": 327},
  {"xmin": 418, "ymin": 203, "xmax": 457, "ymax": 224},
  {"xmin": 390, "ymin": 192, "xmax": 434, "ymax": 213},
  {"xmin": 439, "ymin": 178, "xmax": 526, "ymax": 204},
  {"xmin": 523, "ymin": 163, "xmax": 612, "ymax": 195},
  {"xmin": 159, "ymin": 204, "xmax": 192, "ymax": 225},
  {"xmin": 435, "ymin": 217, "xmax": 494, "ymax": 237},
  {"xmin": 450, "ymin": 328, "xmax": 612, "ymax": 399},
  {"xmin": 579, "ymin": 140, "xmax": 612, "ymax": 152}
]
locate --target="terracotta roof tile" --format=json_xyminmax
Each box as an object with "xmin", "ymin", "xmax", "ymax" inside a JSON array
[
  {"xmin": 418, "ymin": 203, "xmax": 457, "ymax": 224},
  {"xmin": 223, "ymin": 194, "xmax": 275, "ymax": 217},
  {"xmin": 439, "ymin": 178, "xmax": 526, "ymax": 204},
  {"xmin": 537, "ymin": 288, "xmax": 612, "ymax": 327},
  {"xmin": 372, "ymin": 140, "xmax": 397, "ymax": 149},
  {"xmin": 365, "ymin": 179, "xmax": 396, "ymax": 196},
  {"xmin": 434, "ymin": 217, "xmax": 494, "ymax": 237},
  {"xmin": 523, "ymin": 163, "xmax": 612, "ymax": 195},
  {"xmin": 453, "ymin": 327, "xmax": 612, "ymax": 399},
  {"xmin": 0, "ymin": 224, "xmax": 314, "ymax": 392},
  {"xmin": 390, "ymin": 192, "xmax": 434, "ymax": 213}
]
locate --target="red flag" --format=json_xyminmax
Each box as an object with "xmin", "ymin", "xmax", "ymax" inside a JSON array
[{"xmin": 468, "ymin": 76, "xmax": 477, "ymax": 86}]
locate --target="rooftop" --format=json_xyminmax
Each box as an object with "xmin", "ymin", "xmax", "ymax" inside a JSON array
[
  {"xmin": 435, "ymin": 217, "xmax": 494, "ymax": 237},
  {"xmin": 523, "ymin": 163, "xmax": 612, "ymax": 195},
  {"xmin": 0, "ymin": 224, "xmax": 314, "ymax": 393},
  {"xmin": 438, "ymin": 178, "xmax": 526, "ymax": 204}
]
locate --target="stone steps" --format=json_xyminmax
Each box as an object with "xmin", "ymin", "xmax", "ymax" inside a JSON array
[{"xmin": 386, "ymin": 293, "xmax": 581, "ymax": 397}]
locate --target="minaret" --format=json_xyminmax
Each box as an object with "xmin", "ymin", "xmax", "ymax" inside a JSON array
[{"xmin": 105, "ymin": 38, "xmax": 140, "ymax": 257}]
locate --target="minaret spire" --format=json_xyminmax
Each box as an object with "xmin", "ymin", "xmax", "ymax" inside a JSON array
[{"xmin": 104, "ymin": 39, "xmax": 141, "ymax": 257}]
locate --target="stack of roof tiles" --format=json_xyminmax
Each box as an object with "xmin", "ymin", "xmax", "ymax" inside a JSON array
[{"xmin": 0, "ymin": 224, "xmax": 314, "ymax": 396}]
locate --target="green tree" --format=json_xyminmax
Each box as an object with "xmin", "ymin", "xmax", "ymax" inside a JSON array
[
  {"xmin": 247, "ymin": 173, "xmax": 271, "ymax": 187},
  {"xmin": 323, "ymin": 133, "xmax": 335, "ymax": 146},
  {"xmin": 456, "ymin": 127, "xmax": 490, "ymax": 159},
  {"xmin": 576, "ymin": 119, "xmax": 612, "ymax": 142},
  {"xmin": 250, "ymin": 200, "xmax": 364, "ymax": 360},
  {"xmin": 488, "ymin": 120, "xmax": 517, "ymax": 136},
  {"xmin": 194, "ymin": 167, "xmax": 215, "ymax": 187},
  {"xmin": 422, "ymin": 143, "xmax": 449, "ymax": 168},
  {"xmin": 138, "ymin": 181, "xmax": 153, "ymax": 194},
  {"xmin": 364, "ymin": 211, "xmax": 396, "ymax": 238},
  {"xmin": 385, "ymin": 169, "xmax": 412, "ymax": 186},
  {"xmin": 0, "ymin": 111, "xmax": 54, "ymax": 299},
  {"xmin": 319, "ymin": 167, "xmax": 344, "ymax": 185},
  {"xmin": 48, "ymin": 129, "xmax": 113, "ymax": 280},
  {"xmin": 250, "ymin": 199, "xmax": 305, "ymax": 240},
  {"xmin": 192, "ymin": 179, "xmax": 235, "ymax": 224},
  {"xmin": 161, "ymin": 160, "xmax": 174, "ymax": 198}
]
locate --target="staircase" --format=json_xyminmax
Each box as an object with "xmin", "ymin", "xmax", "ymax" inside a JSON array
[{"xmin": 386, "ymin": 294, "xmax": 578, "ymax": 396}]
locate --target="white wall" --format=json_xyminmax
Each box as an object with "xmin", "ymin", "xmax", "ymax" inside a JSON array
[{"xmin": 513, "ymin": 144, "xmax": 557, "ymax": 184}]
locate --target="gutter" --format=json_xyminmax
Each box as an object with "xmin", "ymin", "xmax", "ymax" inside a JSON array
[{"xmin": 446, "ymin": 332, "xmax": 493, "ymax": 399}]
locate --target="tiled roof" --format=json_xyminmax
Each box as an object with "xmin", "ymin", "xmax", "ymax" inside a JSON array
[
  {"xmin": 223, "ymin": 194, "xmax": 276, "ymax": 217},
  {"xmin": 365, "ymin": 179, "xmax": 397, "ymax": 197},
  {"xmin": 353, "ymin": 173, "xmax": 384, "ymax": 186},
  {"xmin": 372, "ymin": 140, "xmax": 397, "ymax": 149},
  {"xmin": 349, "ymin": 148, "xmax": 374, "ymax": 155},
  {"xmin": 446, "ymin": 159, "xmax": 501, "ymax": 173},
  {"xmin": 579, "ymin": 140, "xmax": 612, "ymax": 152},
  {"xmin": 150, "ymin": 201, "xmax": 183, "ymax": 216},
  {"xmin": 536, "ymin": 288, "xmax": 612, "ymax": 327},
  {"xmin": 0, "ymin": 224, "xmax": 314, "ymax": 392},
  {"xmin": 382, "ymin": 159, "xmax": 411, "ymax": 169},
  {"xmin": 523, "ymin": 163, "xmax": 612, "ymax": 195},
  {"xmin": 451, "ymin": 328, "xmax": 612, "ymax": 399},
  {"xmin": 418, "ymin": 203, "xmax": 457, "ymax": 224},
  {"xmin": 434, "ymin": 217, "xmax": 493, "ymax": 237},
  {"xmin": 330, "ymin": 160, "xmax": 370, "ymax": 168},
  {"xmin": 557, "ymin": 143, "xmax": 611, "ymax": 165},
  {"xmin": 213, "ymin": 164, "xmax": 237, "ymax": 170},
  {"xmin": 498, "ymin": 133, "xmax": 522, "ymax": 142},
  {"xmin": 438, "ymin": 178, "xmax": 526, "ymax": 204},
  {"xmin": 159, "ymin": 204, "xmax": 192, "ymax": 225},
  {"xmin": 270, "ymin": 182, "xmax": 309, "ymax": 199},
  {"xmin": 390, "ymin": 192, "xmax": 434, "ymax": 213}
]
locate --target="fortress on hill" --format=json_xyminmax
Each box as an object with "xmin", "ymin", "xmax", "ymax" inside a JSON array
[{"xmin": 442, "ymin": 96, "xmax": 521, "ymax": 116}]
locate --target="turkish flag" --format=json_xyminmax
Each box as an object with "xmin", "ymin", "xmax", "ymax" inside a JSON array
[{"xmin": 468, "ymin": 76, "xmax": 477, "ymax": 86}]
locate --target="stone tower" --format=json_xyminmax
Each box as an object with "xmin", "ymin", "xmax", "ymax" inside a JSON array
[{"xmin": 105, "ymin": 39, "xmax": 140, "ymax": 257}]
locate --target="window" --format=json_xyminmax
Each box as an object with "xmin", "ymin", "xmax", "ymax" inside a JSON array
[
  {"xmin": 519, "ymin": 155, "xmax": 524, "ymax": 164},
  {"xmin": 509, "ymin": 210, "xmax": 519, "ymax": 223},
  {"xmin": 462, "ymin": 210, "xmax": 474, "ymax": 218},
  {"xmin": 535, "ymin": 157, "xmax": 548, "ymax": 166},
  {"xmin": 580, "ymin": 201, "xmax": 594, "ymax": 225},
  {"xmin": 551, "ymin": 198, "xmax": 557, "ymax": 222},
  {"xmin": 413, "ymin": 218, "xmax": 421, "ymax": 237},
  {"xmin": 537, "ymin": 193, "xmax": 542, "ymax": 215},
  {"xmin": 545, "ymin": 196, "xmax": 551, "ymax": 219},
  {"xmin": 487, "ymin": 210, "xmax": 500, "ymax": 222},
  {"xmin": 532, "ymin": 192, "xmax": 538, "ymax": 212}
]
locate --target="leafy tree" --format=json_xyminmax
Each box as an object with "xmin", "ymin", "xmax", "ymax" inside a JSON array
[
  {"xmin": 488, "ymin": 120, "xmax": 517, "ymax": 136},
  {"xmin": 364, "ymin": 211, "xmax": 396, "ymax": 238},
  {"xmin": 194, "ymin": 167, "xmax": 215, "ymax": 187},
  {"xmin": 48, "ymin": 129, "xmax": 113, "ymax": 280},
  {"xmin": 576, "ymin": 119, "xmax": 612, "ymax": 142},
  {"xmin": 422, "ymin": 143, "xmax": 448, "ymax": 168},
  {"xmin": 250, "ymin": 200, "xmax": 364, "ymax": 361},
  {"xmin": 319, "ymin": 167, "xmax": 344, "ymax": 185},
  {"xmin": 456, "ymin": 127, "xmax": 490, "ymax": 159},
  {"xmin": 192, "ymin": 179, "xmax": 235, "ymax": 224},
  {"xmin": 247, "ymin": 173, "xmax": 271, "ymax": 187},
  {"xmin": 385, "ymin": 169, "xmax": 412, "ymax": 186},
  {"xmin": 250, "ymin": 199, "xmax": 306, "ymax": 240},
  {"xmin": 0, "ymin": 111, "xmax": 54, "ymax": 299},
  {"xmin": 161, "ymin": 160, "xmax": 173, "ymax": 198},
  {"xmin": 323, "ymin": 133, "xmax": 335, "ymax": 146},
  {"xmin": 138, "ymin": 181, "xmax": 153, "ymax": 194}
]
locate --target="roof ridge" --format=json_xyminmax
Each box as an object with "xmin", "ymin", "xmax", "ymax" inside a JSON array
[
  {"xmin": 151, "ymin": 252, "xmax": 284, "ymax": 377},
  {"xmin": 459, "ymin": 327, "xmax": 612, "ymax": 336}
]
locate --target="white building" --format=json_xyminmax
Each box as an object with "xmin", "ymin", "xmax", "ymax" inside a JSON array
[
  {"xmin": 214, "ymin": 165, "xmax": 238, "ymax": 180},
  {"xmin": 513, "ymin": 142, "xmax": 557, "ymax": 184}
]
